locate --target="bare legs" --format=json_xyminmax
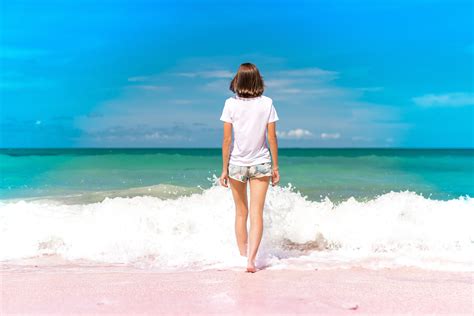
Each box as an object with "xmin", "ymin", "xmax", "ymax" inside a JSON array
[
  {"xmin": 229, "ymin": 178, "xmax": 248, "ymax": 256},
  {"xmin": 247, "ymin": 176, "xmax": 270, "ymax": 272},
  {"xmin": 229, "ymin": 176, "xmax": 271, "ymax": 273}
]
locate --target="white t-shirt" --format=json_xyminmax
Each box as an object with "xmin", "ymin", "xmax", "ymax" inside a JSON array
[{"xmin": 219, "ymin": 95, "xmax": 279, "ymax": 166}]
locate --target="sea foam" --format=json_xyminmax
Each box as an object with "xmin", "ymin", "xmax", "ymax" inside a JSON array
[{"xmin": 1, "ymin": 180, "xmax": 473, "ymax": 271}]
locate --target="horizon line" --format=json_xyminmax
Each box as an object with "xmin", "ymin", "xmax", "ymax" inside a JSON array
[{"xmin": 1, "ymin": 147, "xmax": 473, "ymax": 150}]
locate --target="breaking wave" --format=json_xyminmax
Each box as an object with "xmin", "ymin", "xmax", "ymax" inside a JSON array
[{"xmin": 1, "ymin": 180, "xmax": 473, "ymax": 271}]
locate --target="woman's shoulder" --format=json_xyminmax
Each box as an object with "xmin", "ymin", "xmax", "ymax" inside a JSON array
[
  {"xmin": 260, "ymin": 95, "xmax": 272, "ymax": 103},
  {"xmin": 258, "ymin": 95, "xmax": 273, "ymax": 107}
]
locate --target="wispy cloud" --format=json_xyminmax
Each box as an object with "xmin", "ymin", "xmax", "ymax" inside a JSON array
[
  {"xmin": 76, "ymin": 56, "xmax": 404, "ymax": 147},
  {"xmin": 173, "ymin": 70, "xmax": 234, "ymax": 78},
  {"xmin": 412, "ymin": 92, "xmax": 474, "ymax": 107},
  {"xmin": 276, "ymin": 88, "xmax": 303, "ymax": 94},
  {"xmin": 127, "ymin": 84, "xmax": 169, "ymax": 91},
  {"xmin": 277, "ymin": 128, "xmax": 314, "ymax": 139},
  {"xmin": 76, "ymin": 125, "xmax": 194, "ymax": 146},
  {"xmin": 320, "ymin": 132, "xmax": 341, "ymax": 140},
  {"xmin": 277, "ymin": 67, "xmax": 339, "ymax": 80},
  {"xmin": 264, "ymin": 66, "xmax": 379, "ymax": 103},
  {"xmin": 203, "ymin": 79, "xmax": 229, "ymax": 92},
  {"xmin": 265, "ymin": 79, "xmax": 299, "ymax": 88},
  {"xmin": 264, "ymin": 67, "xmax": 342, "ymax": 97},
  {"xmin": 128, "ymin": 76, "xmax": 150, "ymax": 82}
]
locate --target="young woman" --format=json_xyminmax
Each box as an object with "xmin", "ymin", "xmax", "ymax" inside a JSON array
[{"xmin": 219, "ymin": 62, "xmax": 280, "ymax": 273}]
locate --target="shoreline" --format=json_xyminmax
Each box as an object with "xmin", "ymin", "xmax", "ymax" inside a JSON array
[{"xmin": 1, "ymin": 266, "xmax": 472, "ymax": 315}]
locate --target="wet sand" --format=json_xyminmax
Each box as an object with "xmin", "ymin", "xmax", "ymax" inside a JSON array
[{"xmin": 1, "ymin": 266, "xmax": 472, "ymax": 315}]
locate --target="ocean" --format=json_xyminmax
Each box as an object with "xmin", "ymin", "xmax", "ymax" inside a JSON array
[{"xmin": 1, "ymin": 148, "xmax": 473, "ymax": 271}]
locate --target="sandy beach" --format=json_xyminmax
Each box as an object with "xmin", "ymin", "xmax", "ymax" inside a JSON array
[{"xmin": 1, "ymin": 266, "xmax": 472, "ymax": 315}]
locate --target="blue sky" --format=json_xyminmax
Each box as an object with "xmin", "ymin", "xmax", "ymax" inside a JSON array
[{"xmin": 1, "ymin": 0, "xmax": 473, "ymax": 148}]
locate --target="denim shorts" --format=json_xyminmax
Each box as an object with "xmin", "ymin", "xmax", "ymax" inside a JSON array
[{"xmin": 228, "ymin": 162, "xmax": 272, "ymax": 183}]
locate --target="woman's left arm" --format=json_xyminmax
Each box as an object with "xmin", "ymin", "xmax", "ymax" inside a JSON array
[{"xmin": 220, "ymin": 122, "xmax": 232, "ymax": 187}]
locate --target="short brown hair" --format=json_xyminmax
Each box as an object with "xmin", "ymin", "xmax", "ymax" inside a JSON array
[{"xmin": 229, "ymin": 63, "xmax": 264, "ymax": 98}]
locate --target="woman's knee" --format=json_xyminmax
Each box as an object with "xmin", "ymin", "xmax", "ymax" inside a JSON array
[
  {"xmin": 249, "ymin": 208, "xmax": 263, "ymax": 221},
  {"xmin": 235, "ymin": 205, "xmax": 248, "ymax": 218}
]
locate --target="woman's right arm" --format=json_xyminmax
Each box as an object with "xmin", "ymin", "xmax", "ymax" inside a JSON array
[{"xmin": 267, "ymin": 122, "xmax": 280, "ymax": 186}]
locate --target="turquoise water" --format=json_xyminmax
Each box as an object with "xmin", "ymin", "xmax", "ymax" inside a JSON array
[
  {"xmin": 1, "ymin": 148, "xmax": 472, "ymax": 202},
  {"xmin": 1, "ymin": 148, "xmax": 473, "ymax": 271}
]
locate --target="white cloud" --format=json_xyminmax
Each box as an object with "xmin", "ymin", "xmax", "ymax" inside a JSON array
[
  {"xmin": 144, "ymin": 131, "xmax": 171, "ymax": 140},
  {"xmin": 277, "ymin": 128, "xmax": 314, "ymax": 139},
  {"xmin": 412, "ymin": 92, "xmax": 474, "ymax": 107},
  {"xmin": 320, "ymin": 132, "xmax": 341, "ymax": 140}
]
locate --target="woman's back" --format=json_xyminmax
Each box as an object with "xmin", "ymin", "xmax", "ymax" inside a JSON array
[
  {"xmin": 220, "ymin": 95, "xmax": 279, "ymax": 166},
  {"xmin": 219, "ymin": 62, "xmax": 280, "ymax": 272}
]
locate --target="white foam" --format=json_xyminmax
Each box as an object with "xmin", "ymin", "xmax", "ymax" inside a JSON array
[{"xmin": 1, "ymin": 180, "xmax": 473, "ymax": 271}]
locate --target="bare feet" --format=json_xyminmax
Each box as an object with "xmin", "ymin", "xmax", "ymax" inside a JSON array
[{"xmin": 246, "ymin": 260, "xmax": 257, "ymax": 273}]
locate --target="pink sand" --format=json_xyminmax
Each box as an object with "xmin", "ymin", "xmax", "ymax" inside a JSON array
[{"xmin": 1, "ymin": 266, "xmax": 472, "ymax": 315}]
